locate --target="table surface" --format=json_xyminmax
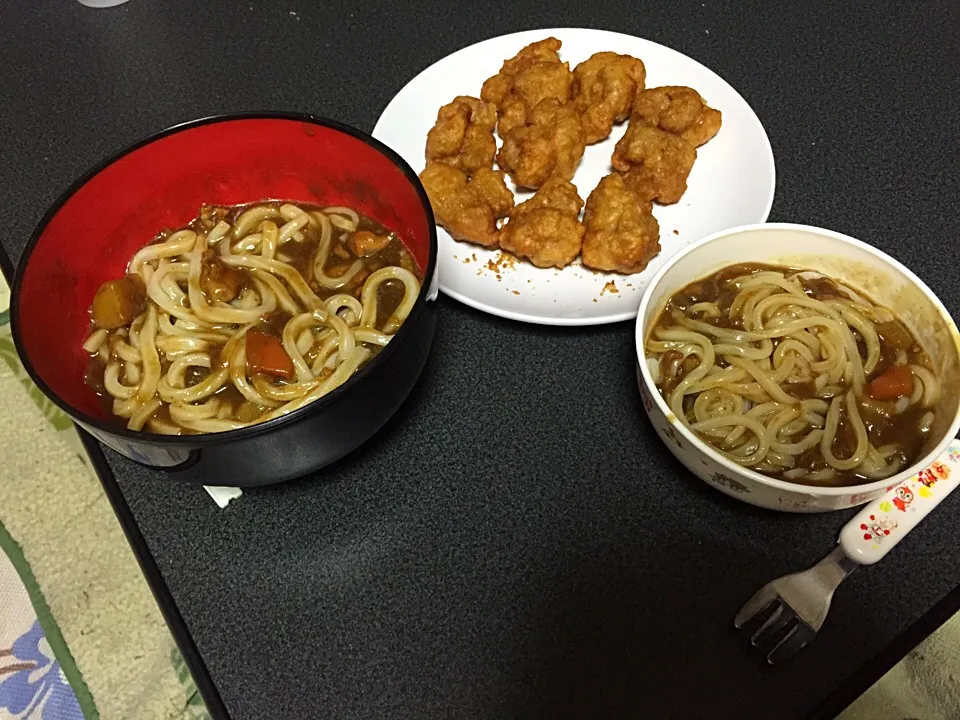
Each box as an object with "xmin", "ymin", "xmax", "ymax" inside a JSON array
[{"xmin": 4, "ymin": 1, "xmax": 960, "ymax": 718}]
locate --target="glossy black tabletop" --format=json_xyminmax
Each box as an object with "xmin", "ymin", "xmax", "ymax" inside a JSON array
[{"xmin": 2, "ymin": 1, "xmax": 960, "ymax": 718}]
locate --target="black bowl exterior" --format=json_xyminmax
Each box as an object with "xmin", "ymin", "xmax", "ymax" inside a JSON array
[
  {"xmin": 78, "ymin": 299, "xmax": 437, "ymax": 486},
  {"xmin": 12, "ymin": 113, "xmax": 439, "ymax": 485}
]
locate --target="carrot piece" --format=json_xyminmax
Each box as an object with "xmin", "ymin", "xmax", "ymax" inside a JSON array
[
  {"xmin": 868, "ymin": 364, "xmax": 914, "ymax": 400},
  {"xmin": 91, "ymin": 275, "xmax": 146, "ymax": 329},
  {"xmin": 246, "ymin": 330, "xmax": 294, "ymax": 381}
]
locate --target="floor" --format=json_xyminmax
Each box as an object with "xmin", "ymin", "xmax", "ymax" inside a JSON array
[{"xmin": 0, "ymin": 277, "xmax": 207, "ymax": 718}]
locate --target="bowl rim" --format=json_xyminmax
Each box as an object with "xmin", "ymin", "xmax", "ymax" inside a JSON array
[
  {"xmin": 10, "ymin": 111, "xmax": 439, "ymax": 446},
  {"xmin": 635, "ymin": 222, "xmax": 960, "ymax": 497}
]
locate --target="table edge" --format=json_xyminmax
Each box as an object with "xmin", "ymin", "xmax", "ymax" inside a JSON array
[{"xmin": 76, "ymin": 430, "xmax": 231, "ymax": 719}]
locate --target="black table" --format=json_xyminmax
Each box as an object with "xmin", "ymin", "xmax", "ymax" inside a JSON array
[{"xmin": 4, "ymin": 1, "xmax": 960, "ymax": 718}]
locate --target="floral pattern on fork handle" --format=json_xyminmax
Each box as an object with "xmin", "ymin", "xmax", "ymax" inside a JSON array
[{"xmin": 840, "ymin": 439, "xmax": 960, "ymax": 563}]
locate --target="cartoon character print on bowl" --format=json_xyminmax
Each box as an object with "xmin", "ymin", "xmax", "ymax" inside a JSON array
[
  {"xmin": 860, "ymin": 514, "xmax": 897, "ymax": 544},
  {"xmin": 635, "ymin": 365, "xmax": 653, "ymax": 412},
  {"xmin": 892, "ymin": 484, "xmax": 915, "ymax": 512},
  {"xmin": 917, "ymin": 461, "xmax": 950, "ymax": 489},
  {"xmin": 662, "ymin": 424, "xmax": 685, "ymax": 451},
  {"xmin": 709, "ymin": 472, "xmax": 750, "ymax": 494},
  {"xmin": 640, "ymin": 384, "xmax": 654, "ymax": 413}
]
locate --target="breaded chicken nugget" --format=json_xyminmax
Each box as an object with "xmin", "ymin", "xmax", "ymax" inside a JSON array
[
  {"xmin": 582, "ymin": 174, "xmax": 660, "ymax": 274},
  {"xmin": 481, "ymin": 37, "xmax": 574, "ymax": 136},
  {"xmin": 425, "ymin": 96, "xmax": 498, "ymax": 174},
  {"xmin": 498, "ymin": 176, "xmax": 585, "ymax": 269},
  {"xmin": 612, "ymin": 123, "xmax": 697, "ymax": 204},
  {"xmin": 572, "ymin": 52, "xmax": 646, "ymax": 144},
  {"xmin": 497, "ymin": 99, "xmax": 585, "ymax": 190},
  {"xmin": 419, "ymin": 163, "xmax": 514, "ymax": 247},
  {"xmin": 632, "ymin": 86, "xmax": 722, "ymax": 147}
]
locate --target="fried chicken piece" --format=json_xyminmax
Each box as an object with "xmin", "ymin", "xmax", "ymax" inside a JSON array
[
  {"xmin": 581, "ymin": 174, "xmax": 661, "ymax": 274},
  {"xmin": 425, "ymin": 96, "xmax": 498, "ymax": 174},
  {"xmin": 572, "ymin": 52, "xmax": 647, "ymax": 144},
  {"xmin": 480, "ymin": 37, "xmax": 564, "ymax": 106},
  {"xmin": 515, "ymin": 175, "xmax": 584, "ymax": 216},
  {"xmin": 469, "ymin": 167, "xmax": 515, "ymax": 216},
  {"xmin": 419, "ymin": 163, "xmax": 514, "ymax": 247},
  {"xmin": 611, "ymin": 87, "xmax": 718, "ymax": 204},
  {"xmin": 498, "ymin": 176, "xmax": 585, "ymax": 269},
  {"xmin": 497, "ymin": 37, "xmax": 564, "ymax": 74},
  {"xmin": 611, "ymin": 123, "xmax": 697, "ymax": 204},
  {"xmin": 631, "ymin": 86, "xmax": 722, "ymax": 147},
  {"xmin": 501, "ymin": 63, "xmax": 574, "ymax": 135},
  {"xmin": 480, "ymin": 37, "xmax": 574, "ymax": 136},
  {"xmin": 497, "ymin": 99, "xmax": 586, "ymax": 189}
]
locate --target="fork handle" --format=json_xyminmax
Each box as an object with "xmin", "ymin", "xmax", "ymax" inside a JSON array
[{"xmin": 839, "ymin": 439, "xmax": 960, "ymax": 564}]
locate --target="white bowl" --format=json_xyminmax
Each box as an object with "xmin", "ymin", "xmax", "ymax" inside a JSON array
[{"xmin": 635, "ymin": 223, "xmax": 960, "ymax": 512}]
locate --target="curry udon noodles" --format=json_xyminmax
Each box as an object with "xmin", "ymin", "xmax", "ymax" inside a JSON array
[
  {"xmin": 82, "ymin": 201, "xmax": 422, "ymax": 435},
  {"xmin": 645, "ymin": 264, "xmax": 940, "ymax": 487}
]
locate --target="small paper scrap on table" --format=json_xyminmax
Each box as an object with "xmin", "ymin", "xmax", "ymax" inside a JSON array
[{"xmin": 204, "ymin": 485, "xmax": 243, "ymax": 508}]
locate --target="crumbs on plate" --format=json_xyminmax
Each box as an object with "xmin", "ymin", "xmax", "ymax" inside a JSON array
[
  {"xmin": 485, "ymin": 251, "xmax": 518, "ymax": 281},
  {"xmin": 600, "ymin": 281, "xmax": 619, "ymax": 296},
  {"xmin": 487, "ymin": 251, "xmax": 517, "ymax": 271}
]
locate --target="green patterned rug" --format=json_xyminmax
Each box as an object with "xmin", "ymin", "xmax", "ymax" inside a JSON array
[{"xmin": 0, "ymin": 275, "xmax": 209, "ymax": 720}]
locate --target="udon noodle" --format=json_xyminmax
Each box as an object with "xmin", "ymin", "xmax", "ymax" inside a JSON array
[
  {"xmin": 645, "ymin": 264, "xmax": 939, "ymax": 486},
  {"xmin": 83, "ymin": 201, "xmax": 422, "ymax": 435}
]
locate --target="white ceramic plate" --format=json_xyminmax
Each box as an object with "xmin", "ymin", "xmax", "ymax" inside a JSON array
[{"xmin": 373, "ymin": 28, "xmax": 775, "ymax": 326}]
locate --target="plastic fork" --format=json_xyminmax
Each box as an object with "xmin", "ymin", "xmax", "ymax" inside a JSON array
[{"xmin": 734, "ymin": 438, "xmax": 960, "ymax": 664}]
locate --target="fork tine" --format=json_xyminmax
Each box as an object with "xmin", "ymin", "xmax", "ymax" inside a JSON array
[
  {"xmin": 766, "ymin": 622, "xmax": 815, "ymax": 665},
  {"xmin": 733, "ymin": 585, "xmax": 778, "ymax": 629},
  {"xmin": 749, "ymin": 600, "xmax": 789, "ymax": 647}
]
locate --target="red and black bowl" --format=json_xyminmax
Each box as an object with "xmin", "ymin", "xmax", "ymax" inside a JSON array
[{"xmin": 11, "ymin": 113, "xmax": 438, "ymax": 486}]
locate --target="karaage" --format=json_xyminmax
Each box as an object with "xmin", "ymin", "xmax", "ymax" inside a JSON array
[
  {"xmin": 498, "ymin": 176, "xmax": 585, "ymax": 269},
  {"xmin": 611, "ymin": 123, "xmax": 697, "ymax": 204},
  {"xmin": 497, "ymin": 99, "xmax": 586, "ymax": 189},
  {"xmin": 581, "ymin": 174, "xmax": 661, "ymax": 274},
  {"xmin": 419, "ymin": 163, "xmax": 514, "ymax": 248},
  {"xmin": 469, "ymin": 167, "xmax": 516, "ymax": 214},
  {"xmin": 572, "ymin": 52, "xmax": 646, "ymax": 144},
  {"xmin": 480, "ymin": 37, "xmax": 574, "ymax": 136},
  {"xmin": 425, "ymin": 96, "xmax": 498, "ymax": 174},
  {"xmin": 631, "ymin": 86, "xmax": 722, "ymax": 147}
]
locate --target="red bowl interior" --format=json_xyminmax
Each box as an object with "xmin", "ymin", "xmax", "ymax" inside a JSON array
[{"xmin": 14, "ymin": 115, "xmax": 433, "ymax": 422}]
